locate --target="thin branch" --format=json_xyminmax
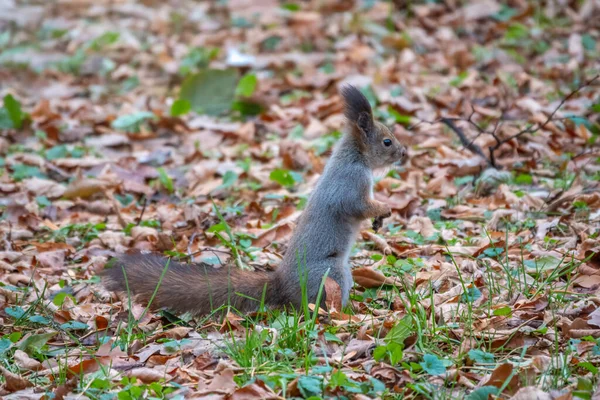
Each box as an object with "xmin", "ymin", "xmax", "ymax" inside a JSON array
[
  {"xmin": 440, "ymin": 118, "xmax": 494, "ymax": 167},
  {"xmin": 491, "ymin": 74, "xmax": 600, "ymax": 150},
  {"xmin": 136, "ymin": 196, "xmax": 148, "ymax": 226}
]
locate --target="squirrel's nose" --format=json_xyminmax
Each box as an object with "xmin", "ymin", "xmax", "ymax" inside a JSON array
[{"xmin": 400, "ymin": 147, "xmax": 406, "ymax": 159}]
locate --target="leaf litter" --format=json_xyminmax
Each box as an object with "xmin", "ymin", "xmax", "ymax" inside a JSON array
[{"xmin": 0, "ymin": 0, "xmax": 600, "ymax": 399}]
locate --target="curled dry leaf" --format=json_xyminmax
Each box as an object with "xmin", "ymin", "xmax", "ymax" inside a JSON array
[
  {"xmin": 230, "ymin": 380, "xmax": 282, "ymax": 400},
  {"xmin": 324, "ymin": 276, "xmax": 342, "ymax": 313},
  {"xmin": 0, "ymin": 365, "xmax": 33, "ymax": 392},
  {"xmin": 63, "ymin": 177, "xmax": 111, "ymax": 199},
  {"xmin": 352, "ymin": 266, "xmax": 403, "ymax": 289},
  {"xmin": 13, "ymin": 350, "xmax": 43, "ymax": 371},
  {"xmin": 126, "ymin": 367, "xmax": 166, "ymax": 383},
  {"xmin": 361, "ymin": 230, "xmax": 392, "ymax": 255}
]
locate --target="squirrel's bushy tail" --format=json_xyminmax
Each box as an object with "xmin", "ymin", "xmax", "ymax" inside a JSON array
[{"xmin": 101, "ymin": 253, "xmax": 277, "ymax": 315}]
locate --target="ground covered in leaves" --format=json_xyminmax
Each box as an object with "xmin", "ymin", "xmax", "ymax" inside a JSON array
[{"xmin": 1, "ymin": 0, "xmax": 600, "ymax": 399}]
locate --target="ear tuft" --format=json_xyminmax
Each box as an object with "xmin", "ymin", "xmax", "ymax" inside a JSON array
[{"xmin": 340, "ymin": 85, "xmax": 373, "ymax": 124}]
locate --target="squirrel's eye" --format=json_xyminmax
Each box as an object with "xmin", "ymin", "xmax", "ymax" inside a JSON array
[{"xmin": 383, "ymin": 138, "xmax": 392, "ymax": 147}]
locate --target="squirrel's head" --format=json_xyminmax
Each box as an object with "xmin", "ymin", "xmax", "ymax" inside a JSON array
[{"xmin": 341, "ymin": 85, "xmax": 407, "ymax": 169}]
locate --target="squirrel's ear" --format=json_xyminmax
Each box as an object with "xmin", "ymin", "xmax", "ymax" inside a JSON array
[
  {"xmin": 356, "ymin": 112, "xmax": 374, "ymax": 136},
  {"xmin": 341, "ymin": 85, "xmax": 374, "ymax": 137}
]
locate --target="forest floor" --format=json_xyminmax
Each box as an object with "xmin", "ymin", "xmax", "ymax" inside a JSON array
[{"xmin": 1, "ymin": 0, "xmax": 600, "ymax": 399}]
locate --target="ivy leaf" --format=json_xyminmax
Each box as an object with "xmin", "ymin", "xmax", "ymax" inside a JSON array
[
  {"xmin": 466, "ymin": 386, "xmax": 499, "ymax": 400},
  {"xmin": 0, "ymin": 338, "xmax": 12, "ymax": 356},
  {"xmin": 5, "ymin": 306, "xmax": 26, "ymax": 320},
  {"xmin": 10, "ymin": 164, "xmax": 46, "ymax": 181},
  {"xmin": 28, "ymin": 315, "xmax": 50, "ymax": 325},
  {"xmin": 462, "ymin": 287, "xmax": 482, "ymax": 303},
  {"xmin": 297, "ymin": 375, "xmax": 322, "ymax": 398},
  {"xmin": 419, "ymin": 354, "xmax": 446, "ymax": 376},
  {"xmin": 60, "ymin": 321, "xmax": 89, "ymax": 331},
  {"xmin": 468, "ymin": 349, "xmax": 495, "ymax": 364}
]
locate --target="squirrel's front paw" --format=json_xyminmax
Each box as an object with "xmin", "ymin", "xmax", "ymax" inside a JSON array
[
  {"xmin": 372, "ymin": 216, "xmax": 384, "ymax": 232},
  {"xmin": 372, "ymin": 208, "xmax": 391, "ymax": 232}
]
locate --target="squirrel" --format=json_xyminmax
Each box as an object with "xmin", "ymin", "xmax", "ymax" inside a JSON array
[{"xmin": 101, "ymin": 85, "xmax": 406, "ymax": 316}]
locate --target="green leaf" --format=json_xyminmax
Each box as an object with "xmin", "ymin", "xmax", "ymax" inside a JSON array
[
  {"xmin": 387, "ymin": 342, "xmax": 404, "ymax": 365},
  {"xmin": 270, "ymin": 168, "xmax": 297, "ymax": 187},
  {"xmin": 591, "ymin": 103, "xmax": 600, "ymax": 113},
  {"xmin": 53, "ymin": 292, "xmax": 76, "ymax": 306},
  {"xmin": 207, "ymin": 222, "xmax": 227, "ymax": 233},
  {"xmin": 482, "ymin": 247, "xmax": 504, "ymax": 258},
  {"xmin": 385, "ymin": 316, "xmax": 413, "ymax": 345},
  {"xmin": 28, "ymin": 315, "xmax": 50, "ymax": 325},
  {"xmin": 170, "ymin": 99, "xmax": 191, "ymax": 117},
  {"xmin": 462, "ymin": 287, "xmax": 482, "ymax": 303},
  {"xmin": 582, "ymin": 34, "xmax": 596, "ymax": 51},
  {"xmin": 504, "ymin": 23, "xmax": 529, "ymax": 40},
  {"xmin": 220, "ymin": 170, "xmax": 238, "ymax": 189},
  {"xmin": 468, "ymin": 349, "xmax": 495, "ymax": 364},
  {"xmin": 60, "ymin": 321, "xmax": 89, "ymax": 330},
  {"xmin": 157, "ymin": 167, "xmax": 174, "ymax": 194},
  {"xmin": 492, "ymin": 5, "xmax": 518, "ymax": 22},
  {"xmin": 493, "ymin": 306, "xmax": 512, "ymax": 317},
  {"xmin": 17, "ymin": 332, "xmax": 56, "ymax": 355},
  {"xmin": 324, "ymin": 332, "xmax": 343, "ymax": 344},
  {"xmin": 419, "ymin": 354, "xmax": 446, "ymax": 376},
  {"xmin": 450, "ymin": 71, "xmax": 468, "ymax": 87},
  {"xmin": 387, "ymin": 106, "xmax": 412, "ymax": 126},
  {"xmin": 5, "ymin": 306, "xmax": 26, "ymax": 319},
  {"xmin": 4, "ymin": 94, "xmax": 23, "ymax": 129},
  {"xmin": 179, "ymin": 69, "xmax": 238, "ymax": 115},
  {"xmin": 578, "ymin": 361, "xmax": 598, "ymax": 375},
  {"xmin": 236, "ymin": 73, "xmax": 258, "ymax": 97},
  {"xmin": 524, "ymin": 255, "xmax": 562, "ymax": 271},
  {"xmin": 0, "ymin": 338, "xmax": 12, "ymax": 356},
  {"xmin": 86, "ymin": 32, "xmax": 119, "ymax": 51},
  {"xmin": 466, "ymin": 386, "xmax": 499, "ymax": 400},
  {"xmin": 111, "ymin": 111, "xmax": 155, "ymax": 132},
  {"xmin": 45, "ymin": 144, "xmax": 69, "ymax": 160},
  {"xmin": 10, "ymin": 164, "xmax": 46, "ymax": 181},
  {"xmin": 281, "ymin": 2, "xmax": 300, "ymax": 11},
  {"xmin": 231, "ymin": 100, "xmax": 263, "ymax": 116},
  {"xmin": 297, "ymin": 375, "xmax": 322, "ymax": 398},
  {"xmin": 373, "ymin": 345, "xmax": 387, "ymax": 361},
  {"xmin": 567, "ymin": 115, "xmax": 593, "ymax": 130},
  {"xmin": 514, "ymin": 173, "xmax": 533, "ymax": 185}
]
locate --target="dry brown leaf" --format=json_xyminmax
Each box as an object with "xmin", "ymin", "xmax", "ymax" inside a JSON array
[
  {"xmin": 13, "ymin": 350, "xmax": 43, "ymax": 371},
  {"xmin": 0, "ymin": 365, "xmax": 33, "ymax": 392}
]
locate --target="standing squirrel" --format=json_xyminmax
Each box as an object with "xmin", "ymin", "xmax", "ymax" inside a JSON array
[{"xmin": 101, "ymin": 86, "xmax": 406, "ymax": 315}]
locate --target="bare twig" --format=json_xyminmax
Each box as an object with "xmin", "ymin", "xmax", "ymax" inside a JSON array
[
  {"xmin": 440, "ymin": 118, "xmax": 494, "ymax": 167},
  {"xmin": 412, "ymin": 74, "xmax": 599, "ymax": 170},
  {"xmin": 491, "ymin": 74, "xmax": 600, "ymax": 151},
  {"xmin": 136, "ymin": 196, "xmax": 147, "ymax": 226}
]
